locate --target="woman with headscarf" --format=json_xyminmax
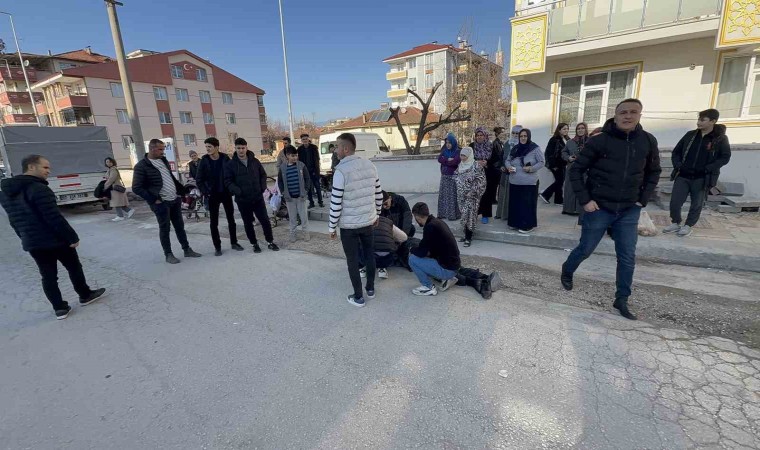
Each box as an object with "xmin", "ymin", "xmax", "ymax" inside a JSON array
[
  {"xmin": 469, "ymin": 127, "xmax": 499, "ymax": 224},
  {"xmin": 495, "ymin": 125, "xmax": 522, "ymax": 220},
  {"xmin": 561, "ymin": 122, "xmax": 588, "ymax": 215},
  {"xmin": 103, "ymin": 157, "xmax": 134, "ymax": 222},
  {"xmin": 505, "ymin": 129, "xmax": 544, "ymax": 234},
  {"xmin": 437, "ymin": 132, "xmax": 461, "ymax": 221},
  {"xmin": 456, "ymin": 147, "xmax": 487, "ymax": 247},
  {"xmin": 540, "ymin": 123, "xmax": 570, "ymax": 205}
]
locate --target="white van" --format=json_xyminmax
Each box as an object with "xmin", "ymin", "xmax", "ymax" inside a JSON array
[{"xmin": 318, "ymin": 132, "xmax": 390, "ymax": 176}]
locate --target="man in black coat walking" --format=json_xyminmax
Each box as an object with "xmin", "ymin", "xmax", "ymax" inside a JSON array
[
  {"xmin": 133, "ymin": 139, "xmax": 202, "ymax": 264},
  {"xmin": 562, "ymin": 98, "xmax": 662, "ymax": 320},
  {"xmin": 224, "ymin": 138, "xmax": 279, "ymax": 253},
  {"xmin": 298, "ymin": 133, "xmax": 323, "ymax": 208},
  {"xmin": 0, "ymin": 155, "xmax": 106, "ymax": 319}
]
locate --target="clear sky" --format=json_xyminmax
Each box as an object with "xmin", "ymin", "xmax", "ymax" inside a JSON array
[{"xmin": 2, "ymin": 0, "xmax": 514, "ymax": 124}]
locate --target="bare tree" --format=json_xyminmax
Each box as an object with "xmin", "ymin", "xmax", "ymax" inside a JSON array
[
  {"xmin": 262, "ymin": 118, "xmax": 288, "ymax": 154},
  {"xmin": 389, "ymin": 82, "xmax": 471, "ymax": 155}
]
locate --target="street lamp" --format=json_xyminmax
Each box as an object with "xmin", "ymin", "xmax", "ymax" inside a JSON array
[
  {"xmin": 0, "ymin": 11, "xmax": 41, "ymax": 126},
  {"xmin": 277, "ymin": 0, "xmax": 295, "ymax": 143}
]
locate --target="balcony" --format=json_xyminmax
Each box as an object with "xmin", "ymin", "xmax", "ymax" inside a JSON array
[
  {"xmin": 56, "ymin": 94, "xmax": 90, "ymax": 109},
  {"xmin": 0, "ymin": 91, "xmax": 44, "ymax": 105},
  {"xmin": 387, "ymin": 89, "xmax": 407, "ymax": 98},
  {"xmin": 386, "ymin": 70, "xmax": 408, "ymax": 81},
  {"xmin": 2, "ymin": 113, "xmax": 37, "ymax": 124},
  {"xmin": 0, "ymin": 66, "xmax": 38, "ymax": 83},
  {"xmin": 60, "ymin": 107, "xmax": 94, "ymax": 126}
]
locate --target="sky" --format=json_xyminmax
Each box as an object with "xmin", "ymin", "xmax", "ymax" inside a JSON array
[{"xmin": 2, "ymin": 0, "xmax": 514, "ymax": 125}]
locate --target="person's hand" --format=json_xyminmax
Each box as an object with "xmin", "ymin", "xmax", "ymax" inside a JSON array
[
  {"xmin": 584, "ymin": 200, "xmax": 600, "ymax": 213},
  {"xmin": 508, "ymin": 167, "xmax": 516, "ymax": 173},
  {"xmin": 501, "ymin": 167, "xmax": 507, "ymax": 173},
  {"xmin": 570, "ymin": 156, "xmax": 577, "ymax": 162},
  {"xmin": 373, "ymin": 217, "xmax": 379, "ymax": 227},
  {"xmin": 155, "ymin": 199, "xmax": 162, "ymax": 204},
  {"xmin": 635, "ymin": 202, "xmax": 643, "ymax": 207},
  {"xmin": 477, "ymin": 160, "xmax": 487, "ymax": 168},
  {"xmin": 330, "ymin": 231, "xmax": 337, "ymax": 240},
  {"xmin": 448, "ymin": 157, "xmax": 454, "ymax": 162},
  {"xmin": 523, "ymin": 166, "xmax": 532, "ymax": 173},
  {"xmin": 70, "ymin": 241, "xmax": 80, "ymax": 249}
]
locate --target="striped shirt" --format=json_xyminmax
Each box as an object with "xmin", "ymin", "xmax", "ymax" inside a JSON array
[
  {"xmin": 285, "ymin": 163, "xmax": 300, "ymax": 198},
  {"xmin": 328, "ymin": 158, "xmax": 383, "ymax": 233},
  {"xmin": 149, "ymin": 158, "xmax": 177, "ymax": 201}
]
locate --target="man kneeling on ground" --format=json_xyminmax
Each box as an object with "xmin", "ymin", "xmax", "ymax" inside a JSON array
[
  {"xmin": 408, "ymin": 202, "xmax": 461, "ymax": 296},
  {"xmin": 359, "ymin": 215, "xmax": 407, "ymax": 280}
]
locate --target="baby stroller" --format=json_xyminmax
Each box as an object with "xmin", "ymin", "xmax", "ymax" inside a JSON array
[
  {"xmin": 263, "ymin": 177, "xmax": 283, "ymax": 228},
  {"xmin": 182, "ymin": 182, "xmax": 207, "ymax": 221}
]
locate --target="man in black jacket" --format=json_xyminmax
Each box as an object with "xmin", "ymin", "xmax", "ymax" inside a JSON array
[
  {"xmin": 381, "ymin": 191, "xmax": 416, "ymax": 238},
  {"xmin": 665, "ymin": 108, "xmax": 731, "ymax": 237},
  {"xmin": 224, "ymin": 138, "xmax": 279, "ymax": 253},
  {"xmin": 195, "ymin": 137, "xmax": 243, "ymax": 256},
  {"xmin": 408, "ymin": 202, "xmax": 461, "ymax": 296},
  {"xmin": 298, "ymin": 133, "xmax": 323, "ymax": 208},
  {"xmin": 562, "ymin": 98, "xmax": 662, "ymax": 320},
  {"xmin": 0, "ymin": 155, "xmax": 106, "ymax": 319},
  {"xmin": 133, "ymin": 139, "xmax": 202, "ymax": 264}
]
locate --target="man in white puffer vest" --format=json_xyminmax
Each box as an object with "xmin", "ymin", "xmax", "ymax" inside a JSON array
[{"xmin": 329, "ymin": 133, "xmax": 384, "ymax": 307}]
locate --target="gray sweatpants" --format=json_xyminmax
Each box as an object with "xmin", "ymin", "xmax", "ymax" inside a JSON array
[
  {"xmin": 670, "ymin": 176, "xmax": 706, "ymax": 227},
  {"xmin": 285, "ymin": 197, "xmax": 309, "ymax": 233}
]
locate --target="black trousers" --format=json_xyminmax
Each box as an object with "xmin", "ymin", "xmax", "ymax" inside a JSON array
[
  {"xmin": 340, "ymin": 226, "xmax": 375, "ymax": 299},
  {"xmin": 29, "ymin": 246, "xmax": 92, "ymax": 311},
  {"xmin": 238, "ymin": 199, "xmax": 274, "ymax": 244},
  {"xmin": 542, "ymin": 167, "xmax": 565, "ymax": 204},
  {"xmin": 670, "ymin": 176, "xmax": 706, "ymax": 227},
  {"xmin": 208, "ymin": 192, "xmax": 238, "ymax": 249},
  {"xmin": 307, "ymin": 171, "xmax": 323, "ymax": 205},
  {"xmin": 150, "ymin": 199, "xmax": 189, "ymax": 255}
]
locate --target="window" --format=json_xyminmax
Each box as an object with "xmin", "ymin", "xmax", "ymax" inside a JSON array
[
  {"xmin": 116, "ymin": 109, "xmax": 129, "ymax": 124},
  {"xmin": 183, "ymin": 134, "xmax": 197, "ymax": 146},
  {"xmin": 110, "ymin": 82, "xmax": 124, "ymax": 98},
  {"xmin": 199, "ymin": 90, "xmax": 211, "ymax": 103},
  {"xmin": 180, "ymin": 111, "xmax": 193, "ymax": 124},
  {"xmin": 222, "ymin": 92, "xmax": 233, "ymax": 104},
  {"xmin": 410, "ymin": 127, "xmax": 419, "ymax": 138},
  {"xmin": 378, "ymin": 139, "xmax": 389, "ymax": 152},
  {"xmin": 61, "ymin": 109, "xmax": 77, "ymax": 125},
  {"xmin": 425, "ymin": 53, "xmax": 433, "ymax": 68},
  {"xmin": 257, "ymin": 95, "xmax": 264, "ymax": 107},
  {"xmin": 203, "ymin": 112, "xmax": 214, "ymax": 124},
  {"xmin": 425, "ymin": 72, "xmax": 433, "ymax": 89},
  {"xmin": 716, "ymin": 55, "xmax": 760, "ymax": 119},
  {"xmin": 153, "ymin": 86, "xmax": 168, "ymax": 100},
  {"xmin": 176, "ymin": 88, "xmax": 189, "ymax": 102},
  {"xmin": 59, "ymin": 62, "xmax": 77, "ymax": 70},
  {"xmin": 226, "ymin": 113, "xmax": 236, "ymax": 124},
  {"xmin": 557, "ymin": 67, "xmax": 637, "ymax": 128},
  {"xmin": 408, "ymin": 58, "xmax": 416, "ymax": 69},
  {"xmin": 385, "ymin": 127, "xmax": 392, "ymax": 134},
  {"xmin": 121, "ymin": 135, "xmax": 134, "ymax": 151},
  {"xmin": 159, "ymin": 112, "xmax": 172, "ymax": 124},
  {"xmin": 196, "ymin": 68, "xmax": 207, "ymax": 81},
  {"xmin": 408, "ymin": 77, "xmax": 417, "ymax": 90},
  {"xmin": 171, "ymin": 65, "xmax": 183, "ymax": 79},
  {"xmin": 259, "ymin": 113, "xmax": 266, "ymax": 125}
]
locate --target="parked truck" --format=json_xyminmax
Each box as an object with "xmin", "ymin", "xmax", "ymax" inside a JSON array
[{"xmin": 0, "ymin": 126, "xmax": 114, "ymax": 206}]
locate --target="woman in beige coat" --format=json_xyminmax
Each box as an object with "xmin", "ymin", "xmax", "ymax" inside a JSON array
[{"xmin": 104, "ymin": 157, "xmax": 133, "ymax": 221}]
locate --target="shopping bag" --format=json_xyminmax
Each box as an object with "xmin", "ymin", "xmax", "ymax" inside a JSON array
[
  {"xmin": 637, "ymin": 210, "xmax": 658, "ymax": 237},
  {"xmin": 269, "ymin": 192, "xmax": 282, "ymax": 213}
]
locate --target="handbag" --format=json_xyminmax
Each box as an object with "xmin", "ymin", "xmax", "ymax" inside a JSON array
[{"xmin": 113, "ymin": 185, "xmax": 126, "ymax": 193}]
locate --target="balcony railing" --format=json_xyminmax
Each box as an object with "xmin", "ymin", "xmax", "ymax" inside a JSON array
[
  {"xmin": 0, "ymin": 91, "xmax": 44, "ymax": 104},
  {"xmin": 386, "ymin": 70, "xmax": 408, "ymax": 81},
  {"xmin": 387, "ymin": 89, "xmax": 407, "ymax": 98},
  {"xmin": 2, "ymin": 113, "xmax": 37, "ymax": 124},
  {"xmin": 0, "ymin": 66, "xmax": 38, "ymax": 83},
  {"xmin": 517, "ymin": 0, "xmax": 722, "ymax": 45}
]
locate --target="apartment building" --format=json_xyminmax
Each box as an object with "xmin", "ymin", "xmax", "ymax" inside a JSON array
[
  {"xmin": 333, "ymin": 106, "xmax": 439, "ymax": 150},
  {"xmin": 382, "ymin": 42, "xmax": 504, "ymax": 114},
  {"xmin": 0, "ymin": 48, "xmax": 111, "ymax": 126},
  {"xmin": 31, "ymin": 49, "xmax": 267, "ymax": 168},
  {"xmin": 509, "ymin": 0, "xmax": 760, "ymax": 195}
]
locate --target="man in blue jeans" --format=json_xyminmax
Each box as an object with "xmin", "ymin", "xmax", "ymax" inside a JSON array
[
  {"xmin": 408, "ymin": 202, "xmax": 461, "ymax": 296},
  {"xmin": 562, "ymin": 98, "xmax": 662, "ymax": 320}
]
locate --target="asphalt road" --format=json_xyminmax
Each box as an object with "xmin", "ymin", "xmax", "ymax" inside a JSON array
[{"xmin": 1, "ymin": 205, "xmax": 759, "ymax": 449}]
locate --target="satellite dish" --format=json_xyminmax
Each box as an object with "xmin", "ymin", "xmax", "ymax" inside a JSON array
[{"xmin": 24, "ymin": 60, "xmax": 30, "ymax": 67}]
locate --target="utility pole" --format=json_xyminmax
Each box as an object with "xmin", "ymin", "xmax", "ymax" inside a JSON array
[
  {"xmin": 277, "ymin": 0, "xmax": 295, "ymax": 143},
  {"xmin": 0, "ymin": 11, "xmax": 40, "ymax": 126},
  {"xmin": 104, "ymin": 0, "xmax": 146, "ymax": 161}
]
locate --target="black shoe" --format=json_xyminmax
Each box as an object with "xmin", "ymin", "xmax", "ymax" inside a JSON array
[
  {"xmin": 214, "ymin": 248, "xmax": 223, "ymax": 257},
  {"xmin": 253, "ymin": 243, "xmax": 262, "ymax": 253},
  {"xmin": 268, "ymin": 242, "xmax": 280, "ymax": 251},
  {"xmin": 80, "ymin": 287, "xmax": 107, "ymax": 306},
  {"xmin": 318, "ymin": 202, "xmax": 324, "ymax": 208},
  {"xmin": 308, "ymin": 203, "xmax": 315, "ymax": 209},
  {"xmin": 184, "ymin": 248, "xmax": 202, "ymax": 258},
  {"xmin": 166, "ymin": 253, "xmax": 181, "ymax": 264},
  {"xmin": 55, "ymin": 306, "xmax": 71, "ymax": 320},
  {"xmin": 231, "ymin": 243, "xmax": 244, "ymax": 251},
  {"xmin": 561, "ymin": 272, "xmax": 573, "ymax": 291},
  {"xmin": 613, "ymin": 298, "xmax": 638, "ymax": 320},
  {"xmin": 347, "ymin": 294, "xmax": 365, "ymax": 307}
]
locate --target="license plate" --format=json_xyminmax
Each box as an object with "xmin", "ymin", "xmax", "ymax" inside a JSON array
[{"xmin": 60, "ymin": 192, "xmax": 89, "ymax": 201}]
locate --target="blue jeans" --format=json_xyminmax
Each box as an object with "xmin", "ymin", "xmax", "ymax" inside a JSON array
[
  {"xmin": 562, "ymin": 205, "xmax": 640, "ymax": 299},
  {"xmin": 409, "ymin": 254, "xmax": 457, "ymax": 288}
]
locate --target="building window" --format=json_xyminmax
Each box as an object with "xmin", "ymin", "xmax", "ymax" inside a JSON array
[
  {"xmin": 222, "ymin": 92, "xmax": 233, "ymax": 104},
  {"xmin": 557, "ymin": 67, "xmax": 637, "ymax": 128},
  {"xmin": 257, "ymin": 95, "xmax": 264, "ymax": 107},
  {"xmin": 203, "ymin": 112, "xmax": 214, "ymax": 124},
  {"xmin": 196, "ymin": 68, "xmax": 208, "ymax": 82},
  {"xmin": 110, "ymin": 82, "xmax": 124, "ymax": 98},
  {"xmin": 116, "ymin": 109, "xmax": 129, "ymax": 124},
  {"xmin": 385, "ymin": 127, "xmax": 392, "ymax": 134},
  {"xmin": 183, "ymin": 134, "xmax": 197, "ymax": 146},
  {"xmin": 153, "ymin": 86, "xmax": 168, "ymax": 100},
  {"xmin": 180, "ymin": 111, "xmax": 193, "ymax": 124},
  {"xmin": 226, "ymin": 113, "xmax": 236, "ymax": 124},
  {"xmin": 121, "ymin": 135, "xmax": 134, "ymax": 151},
  {"xmin": 59, "ymin": 62, "xmax": 77, "ymax": 70},
  {"xmin": 408, "ymin": 77, "xmax": 417, "ymax": 90},
  {"xmin": 199, "ymin": 90, "xmax": 211, "ymax": 103},
  {"xmin": 176, "ymin": 88, "xmax": 189, "ymax": 102},
  {"xmin": 425, "ymin": 72, "xmax": 433, "ymax": 89},
  {"xmin": 259, "ymin": 114, "xmax": 266, "ymax": 125},
  {"xmin": 39, "ymin": 115, "xmax": 51, "ymax": 127},
  {"xmin": 61, "ymin": 109, "xmax": 77, "ymax": 125},
  {"xmin": 424, "ymin": 53, "xmax": 432, "ymax": 68},
  {"xmin": 408, "ymin": 58, "xmax": 416, "ymax": 69},
  {"xmin": 410, "ymin": 127, "xmax": 419, "ymax": 138},
  {"xmin": 159, "ymin": 112, "xmax": 172, "ymax": 124},
  {"xmin": 171, "ymin": 65, "xmax": 183, "ymax": 79},
  {"xmin": 716, "ymin": 55, "xmax": 760, "ymax": 119}
]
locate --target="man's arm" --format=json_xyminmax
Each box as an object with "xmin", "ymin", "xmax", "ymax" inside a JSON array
[
  {"xmin": 400, "ymin": 197, "xmax": 413, "ymax": 235},
  {"xmin": 195, "ymin": 159, "xmax": 209, "ymax": 194},
  {"xmin": 705, "ymin": 135, "xmax": 731, "ymax": 172},
  {"xmin": 374, "ymin": 173, "xmax": 383, "ymax": 217},
  {"xmin": 32, "ymin": 188, "xmax": 79, "ymax": 245},
  {"xmin": 257, "ymin": 160, "xmax": 268, "ymax": 193},
  {"xmin": 313, "ymin": 146, "xmax": 321, "ymax": 173},
  {"xmin": 131, "ymin": 163, "xmax": 156, "ymax": 204},
  {"xmin": 391, "ymin": 225, "xmax": 408, "ymax": 243},
  {"xmin": 223, "ymin": 161, "xmax": 242, "ymax": 196},
  {"xmin": 277, "ymin": 167, "xmax": 284, "ymax": 193},
  {"xmin": 328, "ymin": 170, "xmax": 345, "ymax": 234},
  {"xmin": 639, "ymin": 134, "xmax": 662, "ymax": 206},
  {"xmin": 411, "ymin": 225, "xmax": 430, "ymax": 258},
  {"xmin": 671, "ymin": 135, "xmax": 686, "ymax": 170},
  {"xmin": 570, "ymin": 137, "xmax": 599, "ymax": 206}
]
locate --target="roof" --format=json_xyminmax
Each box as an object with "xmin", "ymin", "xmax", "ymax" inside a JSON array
[
  {"xmin": 53, "ymin": 49, "xmax": 112, "ymax": 64},
  {"xmin": 383, "ymin": 43, "xmax": 463, "ymax": 62},
  {"xmin": 334, "ymin": 106, "xmax": 439, "ymax": 130},
  {"xmin": 37, "ymin": 49, "xmax": 265, "ymax": 95}
]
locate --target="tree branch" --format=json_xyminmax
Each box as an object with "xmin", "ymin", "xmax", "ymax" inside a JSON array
[{"xmin": 389, "ymin": 106, "xmax": 413, "ymax": 155}]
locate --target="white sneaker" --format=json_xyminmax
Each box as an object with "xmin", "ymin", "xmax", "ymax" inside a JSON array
[
  {"xmin": 663, "ymin": 223, "xmax": 681, "ymax": 234},
  {"xmin": 111, "ymin": 216, "xmax": 125, "ymax": 222},
  {"xmin": 677, "ymin": 225, "xmax": 692, "ymax": 237},
  {"xmin": 440, "ymin": 277, "xmax": 458, "ymax": 292},
  {"xmin": 412, "ymin": 285, "xmax": 438, "ymax": 296},
  {"xmin": 126, "ymin": 209, "xmax": 135, "ymax": 219},
  {"xmin": 359, "ymin": 268, "xmax": 367, "ymax": 279},
  {"xmin": 378, "ymin": 268, "xmax": 388, "ymax": 279}
]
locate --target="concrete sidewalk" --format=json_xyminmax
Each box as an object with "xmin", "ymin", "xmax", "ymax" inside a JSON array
[{"xmin": 309, "ymin": 193, "xmax": 760, "ymax": 273}]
